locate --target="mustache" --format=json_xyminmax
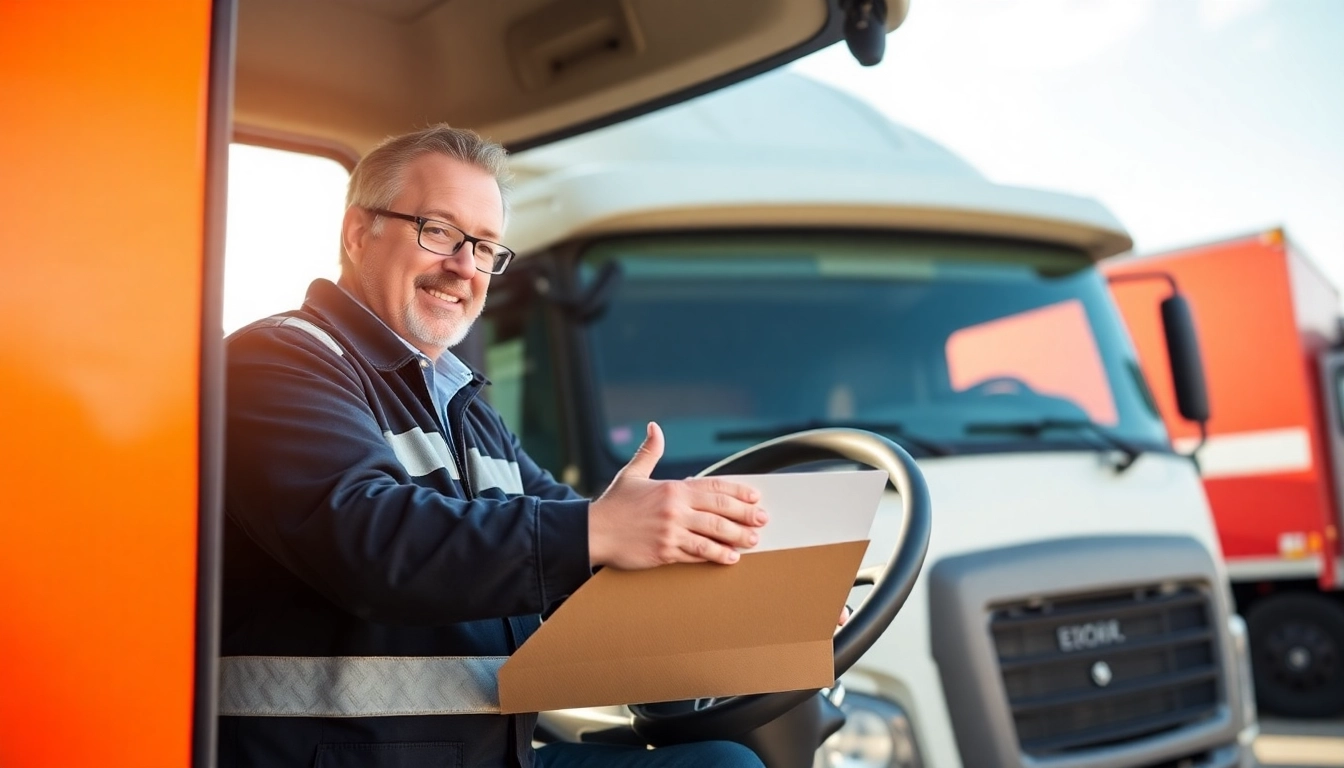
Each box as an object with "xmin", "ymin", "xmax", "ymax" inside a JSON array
[{"xmin": 413, "ymin": 275, "xmax": 472, "ymax": 300}]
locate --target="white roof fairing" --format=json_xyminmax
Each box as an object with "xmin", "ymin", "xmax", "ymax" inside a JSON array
[{"xmin": 507, "ymin": 73, "xmax": 1132, "ymax": 259}]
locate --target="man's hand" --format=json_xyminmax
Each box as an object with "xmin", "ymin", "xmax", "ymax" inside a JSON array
[{"xmin": 589, "ymin": 422, "xmax": 767, "ymax": 569}]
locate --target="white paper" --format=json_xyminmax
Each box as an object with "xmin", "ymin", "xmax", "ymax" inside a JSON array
[{"xmin": 711, "ymin": 469, "xmax": 888, "ymax": 552}]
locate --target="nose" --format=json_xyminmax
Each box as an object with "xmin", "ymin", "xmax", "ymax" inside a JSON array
[{"xmin": 437, "ymin": 243, "xmax": 477, "ymax": 278}]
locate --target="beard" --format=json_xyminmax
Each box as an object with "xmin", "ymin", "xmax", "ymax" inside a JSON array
[
  {"xmin": 401, "ymin": 274, "xmax": 485, "ymax": 350},
  {"xmin": 405, "ymin": 303, "xmax": 477, "ymax": 349}
]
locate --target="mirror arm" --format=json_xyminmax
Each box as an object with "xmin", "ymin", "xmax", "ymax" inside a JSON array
[{"xmin": 1105, "ymin": 270, "xmax": 1180, "ymax": 295}]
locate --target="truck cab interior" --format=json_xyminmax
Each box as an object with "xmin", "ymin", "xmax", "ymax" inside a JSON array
[
  {"xmin": 227, "ymin": 0, "xmax": 929, "ymax": 766},
  {"xmin": 233, "ymin": 0, "xmax": 906, "ymax": 156}
]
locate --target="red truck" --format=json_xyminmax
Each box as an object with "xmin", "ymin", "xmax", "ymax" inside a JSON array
[{"xmin": 1106, "ymin": 228, "xmax": 1344, "ymax": 718}]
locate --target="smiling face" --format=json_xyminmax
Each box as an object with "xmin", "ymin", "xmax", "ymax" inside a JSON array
[{"xmin": 340, "ymin": 153, "xmax": 504, "ymax": 359}]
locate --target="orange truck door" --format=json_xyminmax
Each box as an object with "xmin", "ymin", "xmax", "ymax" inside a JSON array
[{"xmin": 0, "ymin": 2, "xmax": 229, "ymax": 766}]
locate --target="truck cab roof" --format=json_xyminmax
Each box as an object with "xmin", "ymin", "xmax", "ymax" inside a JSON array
[{"xmin": 507, "ymin": 72, "xmax": 1134, "ymax": 258}]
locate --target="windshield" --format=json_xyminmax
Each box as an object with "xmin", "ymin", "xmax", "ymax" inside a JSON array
[{"xmin": 580, "ymin": 234, "xmax": 1168, "ymax": 471}]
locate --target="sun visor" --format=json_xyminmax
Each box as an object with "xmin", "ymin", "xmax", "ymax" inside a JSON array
[{"xmin": 233, "ymin": 0, "xmax": 911, "ymax": 156}]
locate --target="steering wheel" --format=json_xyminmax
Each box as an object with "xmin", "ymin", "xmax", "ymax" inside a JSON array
[
  {"xmin": 964, "ymin": 375, "xmax": 1036, "ymax": 397},
  {"xmin": 627, "ymin": 428, "xmax": 933, "ymax": 746}
]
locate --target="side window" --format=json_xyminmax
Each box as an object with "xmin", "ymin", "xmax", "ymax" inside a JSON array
[
  {"xmin": 946, "ymin": 299, "xmax": 1119, "ymax": 425},
  {"xmin": 481, "ymin": 303, "xmax": 566, "ymax": 476},
  {"xmin": 224, "ymin": 144, "xmax": 348, "ymax": 333}
]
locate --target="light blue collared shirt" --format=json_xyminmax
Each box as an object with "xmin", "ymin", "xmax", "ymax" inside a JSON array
[
  {"xmin": 418, "ymin": 346, "xmax": 475, "ymax": 431},
  {"xmin": 338, "ymin": 285, "xmax": 474, "ymax": 432}
]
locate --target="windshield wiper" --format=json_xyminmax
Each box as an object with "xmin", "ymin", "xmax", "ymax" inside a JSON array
[
  {"xmin": 964, "ymin": 418, "xmax": 1142, "ymax": 472},
  {"xmin": 716, "ymin": 419, "xmax": 954, "ymax": 457}
]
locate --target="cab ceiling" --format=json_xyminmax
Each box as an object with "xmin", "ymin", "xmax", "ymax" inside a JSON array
[{"xmin": 233, "ymin": 0, "xmax": 902, "ymax": 159}]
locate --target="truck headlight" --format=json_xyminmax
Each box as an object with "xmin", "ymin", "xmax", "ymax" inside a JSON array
[{"xmin": 816, "ymin": 691, "xmax": 922, "ymax": 768}]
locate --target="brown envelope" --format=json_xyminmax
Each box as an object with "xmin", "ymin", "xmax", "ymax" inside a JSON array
[{"xmin": 498, "ymin": 540, "xmax": 869, "ymax": 714}]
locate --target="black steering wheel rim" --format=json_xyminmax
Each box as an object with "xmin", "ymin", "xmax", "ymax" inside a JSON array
[{"xmin": 629, "ymin": 428, "xmax": 933, "ymax": 745}]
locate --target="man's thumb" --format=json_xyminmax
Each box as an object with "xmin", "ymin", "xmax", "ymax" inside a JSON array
[{"xmin": 620, "ymin": 422, "xmax": 664, "ymax": 479}]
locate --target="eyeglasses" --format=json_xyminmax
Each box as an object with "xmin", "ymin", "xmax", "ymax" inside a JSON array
[{"xmin": 366, "ymin": 208, "xmax": 515, "ymax": 275}]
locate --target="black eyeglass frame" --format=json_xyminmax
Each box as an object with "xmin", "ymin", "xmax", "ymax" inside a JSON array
[{"xmin": 366, "ymin": 207, "xmax": 515, "ymax": 275}]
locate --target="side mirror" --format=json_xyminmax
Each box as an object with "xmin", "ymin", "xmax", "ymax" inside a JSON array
[
  {"xmin": 1160, "ymin": 293, "xmax": 1210, "ymax": 423},
  {"xmin": 842, "ymin": 0, "xmax": 887, "ymax": 66}
]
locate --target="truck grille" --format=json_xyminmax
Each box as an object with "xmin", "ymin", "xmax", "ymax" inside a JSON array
[{"xmin": 990, "ymin": 584, "xmax": 1222, "ymax": 756}]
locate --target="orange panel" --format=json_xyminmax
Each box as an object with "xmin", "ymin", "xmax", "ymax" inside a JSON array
[{"xmin": 0, "ymin": 2, "xmax": 214, "ymax": 766}]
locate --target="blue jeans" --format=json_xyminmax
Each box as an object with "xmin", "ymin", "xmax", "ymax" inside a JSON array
[{"xmin": 535, "ymin": 741, "xmax": 765, "ymax": 767}]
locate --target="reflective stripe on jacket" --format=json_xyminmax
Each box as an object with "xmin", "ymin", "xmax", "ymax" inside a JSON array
[{"xmin": 221, "ymin": 279, "xmax": 592, "ymax": 768}]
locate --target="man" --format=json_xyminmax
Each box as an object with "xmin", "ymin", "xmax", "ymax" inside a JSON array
[{"xmin": 220, "ymin": 125, "xmax": 769, "ymax": 767}]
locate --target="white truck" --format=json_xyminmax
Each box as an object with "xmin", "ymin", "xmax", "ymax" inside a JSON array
[{"xmin": 465, "ymin": 73, "xmax": 1260, "ymax": 767}]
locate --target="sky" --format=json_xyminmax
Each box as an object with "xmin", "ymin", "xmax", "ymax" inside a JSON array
[
  {"xmin": 224, "ymin": 146, "xmax": 346, "ymax": 332},
  {"xmin": 791, "ymin": 0, "xmax": 1344, "ymax": 272},
  {"xmin": 224, "ymin": 0, "xmax": 1344, "ymax": 332}
]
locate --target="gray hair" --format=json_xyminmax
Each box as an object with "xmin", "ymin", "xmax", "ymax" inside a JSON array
[{"xmin": 341, "ymin": 124, "xmax": 512, "ymax": 273}]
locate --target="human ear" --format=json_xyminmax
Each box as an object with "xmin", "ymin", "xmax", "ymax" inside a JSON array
[{"xmin": 341, "ymin": 206, "xmax": 370, "ymax": 268}]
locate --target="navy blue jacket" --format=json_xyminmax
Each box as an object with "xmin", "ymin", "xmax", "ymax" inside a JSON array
[{"xmin": 220, "ymin": 279, "xmax": 592, "ymax": 768}]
